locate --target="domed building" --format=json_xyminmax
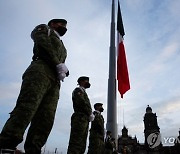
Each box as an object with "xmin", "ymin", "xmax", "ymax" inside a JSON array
[
  {"xmin": 117, "ymin": 105, "xmax": 180, "ymax": 154},
  {"xmin": 144, "ymin": 105, "xmax": 162, "ymax": 152},
  {"xmin": 118, "ymin": 126, "xmax": 139, "ymax": 153}
]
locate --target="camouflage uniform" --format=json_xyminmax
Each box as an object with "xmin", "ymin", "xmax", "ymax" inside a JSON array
[
  {"xmin": 67, "ymin": 87, "xmax": 92, "ymax": 154},
  {"xmin": 87, "ymin": 110, "xmax": 105, "ymax": 154},
  {"xmin": 0, "ymin": 24, "xmax": 67, "ymax": 154}
]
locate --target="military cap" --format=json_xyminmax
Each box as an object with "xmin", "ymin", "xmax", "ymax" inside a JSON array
[
  {"xmin": 48, "ymin": 19, "xmax": 67, "ymax": 26},
  {"xmin": 94, "ymin": 103, "xmax": 103, "ymax": 109},
  {"xmin": 77, "ymin": 76, "xmax": 89, "ymax": 84}
]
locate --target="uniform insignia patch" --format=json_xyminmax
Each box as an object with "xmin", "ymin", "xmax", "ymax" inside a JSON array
[{"xmin": 78, "ymin": 92, "xmax": 83, "ymax": 96}]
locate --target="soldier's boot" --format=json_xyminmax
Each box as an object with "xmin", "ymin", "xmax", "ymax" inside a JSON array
[
  {"xmin": 0, "ymin": 148, "xmax": 15, "ymax": 154},
  {"xmin": 0, "ymin": 149, "xmax": 25, "ymax": 154}
]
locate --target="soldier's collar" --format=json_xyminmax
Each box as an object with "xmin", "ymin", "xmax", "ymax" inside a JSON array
[
  {"xmin": 79, "ymin": 86, "xmax": 86, "ymax": 92},
  {"xmin": 94, "ymin": 110, "xmax": 101, "ymax": 114},
  {"xmin": 54, "ymin": 30, "xmax": 61, "ymax": 39}
]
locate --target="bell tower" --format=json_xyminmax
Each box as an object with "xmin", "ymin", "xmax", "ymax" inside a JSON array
[
  {"xmin": 122, "ymin": 126, "xmax": 128, "ymax": 138},
  {"xmin": 144, "ymin": 105, "xmax": 161, "ymax": 152}
]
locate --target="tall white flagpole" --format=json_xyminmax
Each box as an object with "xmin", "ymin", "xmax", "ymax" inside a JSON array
[{"xmin": 106, "ymin": 0, "xmax": 117, "ymax": 141}]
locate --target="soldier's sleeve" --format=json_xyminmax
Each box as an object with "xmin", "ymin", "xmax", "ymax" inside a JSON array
[
  {"xmin": 31, "ymin": 24, "xmax": 62, "ymax": 66},
  {"xmin": 73, "ymin": 88, "xmax": 92, "ymax": 115}
]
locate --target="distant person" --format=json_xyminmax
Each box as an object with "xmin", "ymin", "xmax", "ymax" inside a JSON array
[
  {"xmin": 0, "ymin": 18, "xmax": 69, "ymax": 154},
  {"xmin": 111, "ymin": 138, "xmax": 118, "ymax": 154},
  {"xmin": 104, "ymin": 131, "xmax": 113, "ymax": 154},
  {"xmin": 87, "ymin": 103, "xmax": 105, "ymax": 154},
  {"xmin": 67, "ymin": 76, "xmax": 94, "ymax": 154}
]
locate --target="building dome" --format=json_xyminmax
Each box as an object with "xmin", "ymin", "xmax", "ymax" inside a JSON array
[
  {"xmin": 146, "ymin": 105, "xmax": 152, "ymax": 113},
  {"xmin": 122, "ymin": 126, "xmax": 128, "ymax": 137},
  {"xmin": 122, "ymin": 126, "xmax": 128, "ymax": 132}
]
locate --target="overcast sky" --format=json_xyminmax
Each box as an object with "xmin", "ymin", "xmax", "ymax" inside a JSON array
[{"xmin": 0, "ymin": 0, "xmax": 180, "ymax": 153}]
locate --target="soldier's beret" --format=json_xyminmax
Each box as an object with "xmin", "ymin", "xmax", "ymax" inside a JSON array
[
  {"xmin": 94, "ymin": 103, "xmax": 103, "ymax": 109},
  {"xmin": 77, "ymin": 76, "xmax": 89, "ymax": 84},
  {"xmin": 48, "ymin": 19, "xmax": 67, "ymax": 26}
]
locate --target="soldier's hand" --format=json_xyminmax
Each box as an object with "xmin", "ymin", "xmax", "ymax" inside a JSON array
[
  {"xmin": 57, "ymin": 72, "xmax": 66, "ymax": 81},
  {"xmin": 89, "ymin": 113, "xmax": 95, "ymax": 122},
  {"xmin": 56, "ymin": 63, "xmax": 69, "ymax": 81}
]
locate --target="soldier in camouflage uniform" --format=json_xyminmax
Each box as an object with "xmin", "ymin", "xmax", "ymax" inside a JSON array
[
  {"xmin": 67, "ymin": 76, "xmax": 94, "ymax": 154},
  {"xmin": 0, "ymin": 19, "xmax": 69, "ymax": 154},
  {"xmin": 87, "ymin": 103, "xmax": 105, "ymax": 154}
]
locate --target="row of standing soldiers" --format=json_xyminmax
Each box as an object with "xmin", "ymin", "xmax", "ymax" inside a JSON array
[
  {"xmin": 67, "ymin": 76, "xmax": 117, "ymax": 154},
  {"xmin": 0, "ymin": 18, "xmax": 118, "ymax": 154}
]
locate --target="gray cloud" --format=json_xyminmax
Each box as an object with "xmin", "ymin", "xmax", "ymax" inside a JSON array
[{"xmin": 0, "ymin": 0, "xmax": 180, "ymax": 152}]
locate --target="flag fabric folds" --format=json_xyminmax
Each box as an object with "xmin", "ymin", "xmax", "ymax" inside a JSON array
[{"xmin": 117, "ymin": 0, "xmax": 130, "ymax": 98}]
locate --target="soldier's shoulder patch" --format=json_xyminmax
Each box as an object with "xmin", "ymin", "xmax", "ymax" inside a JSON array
[
  {"xmin": 77, "ymin": 91, "xmax": 83, "ymax": 96},
  {"xmin": 31, "ymin": 24, "xmax": 50, "ymax": 40},
  {"xmin": 32, "ymin": 24, "xmax": 49, "ymax": 34}
]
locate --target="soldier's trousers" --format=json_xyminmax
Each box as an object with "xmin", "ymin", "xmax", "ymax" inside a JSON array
[
  {"xmin": 67, "ymin": 113, "xmax": 89, "ymax": 154},
  {"xmin": 0, "ymin": 71, "xmax": 60, "ymax": 154},
  {"xmin": 87, "ymin": 137, "xmax": 105, "ymax": 154}
]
